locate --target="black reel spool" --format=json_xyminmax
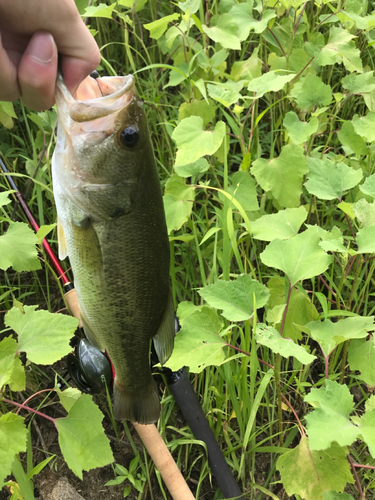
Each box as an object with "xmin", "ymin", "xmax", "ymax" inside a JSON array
[{"xmin": 67, "ymin": 338, "xmax": 112, "ymax": 394}]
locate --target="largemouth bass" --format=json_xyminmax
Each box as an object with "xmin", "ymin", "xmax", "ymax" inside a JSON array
[{"xmin": 52, "ymin": 73, "xmax": 174, "ymax": 424}]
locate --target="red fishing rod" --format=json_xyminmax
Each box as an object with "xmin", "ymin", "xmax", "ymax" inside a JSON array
[{"xmin": 0, "ymin": 157, "xmax": 80, "ymax": 318}]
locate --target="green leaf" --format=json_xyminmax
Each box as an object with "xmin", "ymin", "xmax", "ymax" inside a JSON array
[
  {"xmin": 226, "ymin": 171, "xmax": 259, "ymax": 212},
  {"xmin": 290, "ymin": 74, "xmax": 332, "ymax": 111},
  {"xmin": 255, "ymin": 324, "xmax": 316, "ymax": 364},
  {"xmin": 304, "ymin": 157, "xmax": 362, "ymax": 200},
  {"xmin": 360, "ymin": 173, "xmax": 375, "ymax": 198},
  {"xmin": 348, "ymin": 337, "xmax": 375, "ymax": 386},
  {"xmin": 0, "ymin": 337, "xmax": 25, "ymax": 391},
  {"xmin": 266, "ymin": 276, "xmax": 319, "ymax": 341},
  {"xmin": 56, "ymin": 387, "xmax": 82, "ymax": 412},
  {"xmin": 56, "ymin": 394, "xmax": 114, "ymax": 479},
  {"xmin": 353, "ymin": 199, "xmax": 375, "ymax": 227},
  {"xmin": 356, "ymin": 226, "xmax": 375, "ymax": 253},
  {"xmin": 35, "ymin": 223, "xmax": 57, "ymax": 245},
  {"xmin": 252, "ymin": 207, "xmax": 307, "ymax": 241},
  {"xmin": 178, "ymin": 100, "xmax": 216, "ymax": 127},
  {"xmin": 352, "ymin": 112, "xmax": 375, "ymax": 142},
  {"xmin": 164, "ymin": 307, "xmax": 226, "ymax": 373},
  {"xmin": 252, "ymin": 144, "xmax": 308, "ymax": 208},
  {"xmin": 304, "ymin": 380, "xmax": 358, "ymax": 450},
  {"xmin": 277, "ymin": 437, "xmax": 353, "ymax": 500},
  {"xmin": 83, "ymin": 3, "xmax": 116, "ymax": 18},
  {"xmin": 229, "ymin": 5, "xmax": 276, "ymax": 39},
  {"xmin": 207, "ymin": 82, "xmax": 243, "ymax": 107},
  {"xmin": 342, "ymin": 72, "xmax": 375, "ymax": 94},
  {"xmin": 323, "ymin": 493, "xmax": 355, "ymax": 500},
  {"xmin": 338, "ymin": 201, "xmax": 355, "ymax": 220},
  {"xmin": 260, "ymin": 227, "xmax": 333, "ymax": 286},
  {"xmin": 247, "ymin": 71, "xmax": 296, "ymax": 99},
  {"xmin": 5, "ymin": 305, "xmax": 78, "ymax": 365},
  {"xmin": 202, "ymin": 14, "xmax": 241, "ymax": 50},
  {"xmin": 198, "ymin": 274, "xmax": 270, "ymax": 321},
  {"xmin": 178, "ymin": 0, "xmax": 200, "ymax": 14},
  {"xmin": 316, "ymin": 27, "xmax": 363, "ymax": 73},
  {"xmin": 230, "ymin": 51, "xmax": 262, "ymax": 83},
  {"xmin": 304, "ymin": 317, "xmax": 374, "ymax": 356},
  {"xmin": 323, "ymin": 490, "xmax": 354, "ymax": 500},
  {"xmin": 0, "ymin": 413, "xmax": 27, "ymax": 486},
  {"xmin": 0, "ymin": 101, "xmax": 17, "ymax": 119},
  {"xmin": 164, "ymin": 63, "xmax": 189, "ymax": 88},
  {"xmin": 0, "ymin": 222, "xmax": 41, "ymax": 272},
  {"xmin": 0, "ymin": 190, "xmax": 14, "ymax": 208},
  {"xmin": 172, "ymin": 116, "xmax": 226, "ymax": 167},
  {"xmin": 176, "ymin": 301, "xmax": 203, "ymax": 321},
  {"xmin": 117, "ymin": 0, "xmax": 147, "ymax": 12},
  {"xmin": 0, "ymin": 103, "xmax": 16, "ymax": 128},
  {"xmin": 163, "ymin": 175, "xmax": 195, "ymax": 234},
  {"xmin": 337, "ymin": 121, "xmax": 368, "ymax": 156},
  {"xmin": 143, "ymin": 13, "xmax": 180, "ymax": 39},
  {"xmin": 283, "ymin": 112, "xmax": 319, "ymax": 144},
  {"xmin": 357, "ymin": 407, "xmax": 375, "ymax": 457},
  {"xmin": 175, "ymin": 158, "xmax": 210, "ymax": 178},
  {"xmin": 316, "ymin": 226, "xmax": 348, "ymax": 253}
]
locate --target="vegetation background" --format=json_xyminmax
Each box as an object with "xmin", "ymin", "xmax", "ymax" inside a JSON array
[{"xmin": 1, "ymin": 0, "xmax": 375, "ymax": 498}]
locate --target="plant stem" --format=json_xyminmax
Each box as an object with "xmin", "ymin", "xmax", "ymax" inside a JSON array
[
  {"xmin": 348, "ymin": 455, "xmax": 364, "ymax": 500},
  {"xmin": 274, "ymin": 353, "xmax": 283, "ymax": 446},
  {"xmin": 325, "ymin": 354, "xmax": 330, "ymax": 379},
  {"xmin": 281, "ymin": 394, "xmax": 306, "ymax": 437},
  {"xmin": 225, "ymin": 342, "xmax": 274, "ymax": 369},
  {"xmin": 280, "ymin": 282, "xmax": 292, "ymax": 337},
  {"xmin": 3, "ymin": 398, "xmax": 56, "ymax": 424}
]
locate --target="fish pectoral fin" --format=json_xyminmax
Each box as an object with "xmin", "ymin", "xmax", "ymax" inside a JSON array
[
  {"xmin": 153, "ymin": 290, "xmax": 175, "ymax": 365},
  {"xmin": 72, "ymin": 216, "xmax": 103, "ymax": 272},
  {"xmin": 57, "ymin": 218, "xmax": 68, "ymax": 260},
  {"xmin": 79, "ymin": 308, "xmax": 105, "ymax": 352}
]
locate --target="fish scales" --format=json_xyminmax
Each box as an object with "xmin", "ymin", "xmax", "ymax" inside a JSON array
[{"xmin": 52, "ymin": 73, "xmax": 175, "ymax": 424}]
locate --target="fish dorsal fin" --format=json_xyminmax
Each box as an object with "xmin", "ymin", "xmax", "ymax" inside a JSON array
[
  {"xmin": 57, "ymin": 218, "xmax": 68, "ymax": 260},
  {"xmin": 153, "ymin": 290, "xmax": 175, "ymax": 365}
]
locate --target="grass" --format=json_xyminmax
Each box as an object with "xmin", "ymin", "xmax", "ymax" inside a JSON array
[{"xmin": 2, "ymin": 0, "xmax": 375, "ymax": 498}]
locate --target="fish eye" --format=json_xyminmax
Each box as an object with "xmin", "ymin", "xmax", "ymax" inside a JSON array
[{"xmin": 119, "ymin": 126, "xmax": 139, "ymax": 148}]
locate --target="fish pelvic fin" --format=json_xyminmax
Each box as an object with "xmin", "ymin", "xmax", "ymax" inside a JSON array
[
  {"xmin": 153, "ymin": 290, "xmax": 175, "ymax": 365},
  {"xmin": 57, "ymin": 218, "xmax": 68, "ymax": 260},
  {"xmin": 113, "ymin": 378, "xmax": 160, "ymax": 424}
]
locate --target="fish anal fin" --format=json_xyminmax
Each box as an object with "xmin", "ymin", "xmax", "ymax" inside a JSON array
[
  {"xmin": 153, "ymin": 290, "xmax": 175, "ymax": 366},
  {"xmin": 113, "ymin": 378, "xmax": 160, "ymax": 424},
  {"xmin": 79, "ymin": 308, "xmax": 105, "ymax": 352},
  {"xmin": 57, "ymin": 218, "xmax": 68, "ymax": 260}
]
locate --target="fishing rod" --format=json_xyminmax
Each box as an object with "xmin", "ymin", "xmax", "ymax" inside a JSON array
[
  {"xmin": 0, "ymin": 159, "xmax": 244, "ymax": 499},
  {"xmin": 0, "ymin": 157, "xmax": 80, "ymax": 320}
]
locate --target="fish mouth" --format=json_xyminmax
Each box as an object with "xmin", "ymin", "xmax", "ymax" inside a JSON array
[{"xmin": 55, "ymin": 73, "xmax": 135, "ymax": 123}]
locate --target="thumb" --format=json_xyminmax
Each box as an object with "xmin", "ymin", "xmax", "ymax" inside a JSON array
[{"xmin": 18, "ymin": 31, "xmax": 58, "ymax": 110}]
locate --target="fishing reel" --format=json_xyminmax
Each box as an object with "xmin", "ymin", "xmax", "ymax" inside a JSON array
[
  {"xmin": 67, "ymin": 316, "xmax": 180, "ymax": 394},
  {"xmin": 66, "ymin": 338, "xmax": 113, "ymax": 394}
]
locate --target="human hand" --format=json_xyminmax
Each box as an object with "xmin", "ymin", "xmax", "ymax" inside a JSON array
[{"xmin": 0, "ymin": 0, "xmax": 100, "ymax": 110}]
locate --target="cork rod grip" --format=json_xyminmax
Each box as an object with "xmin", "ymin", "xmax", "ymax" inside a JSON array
[
  {"xmin": 64, "ymin": 288, "xmax": 83, "ymax": 328},
  {"xmin": 133, "ymin": 423, "xmax": 195, "ymax": 500}
]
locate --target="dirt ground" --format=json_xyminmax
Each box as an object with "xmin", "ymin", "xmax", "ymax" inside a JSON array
[{"xmin": 1, "ymin": 358, "xmax": 217, "ymax": 500}]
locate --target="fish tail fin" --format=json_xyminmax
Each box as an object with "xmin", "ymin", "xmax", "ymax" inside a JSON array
[
  {"xmin": 153, "ymin": 290, "xmax": 175, "ymax": 365},
  {"xmin": 113, "ymin": 378, "xmax": 160, "ymax": 424}
]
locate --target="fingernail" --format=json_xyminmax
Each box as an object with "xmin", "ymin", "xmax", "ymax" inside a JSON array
[{"xmin": 27, "ymin": 32, "xmax": 54, "ymax": 64}]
